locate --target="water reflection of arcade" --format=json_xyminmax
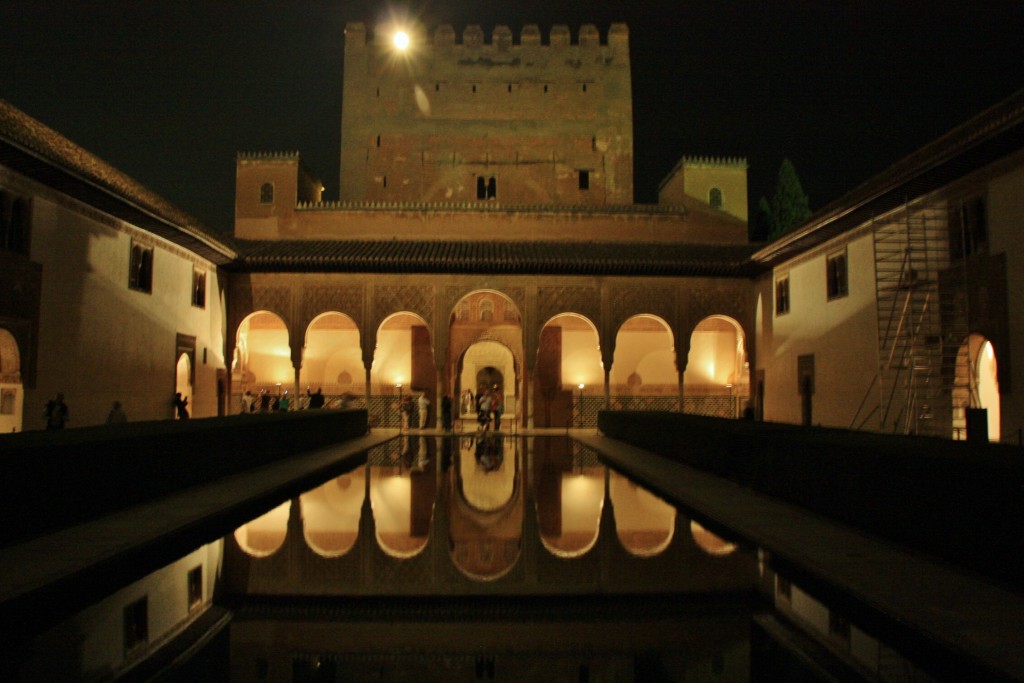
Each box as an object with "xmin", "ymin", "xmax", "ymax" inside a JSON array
[{"xmin": 225, "ymin": 437, "xmax": 754, "ymax": 596}]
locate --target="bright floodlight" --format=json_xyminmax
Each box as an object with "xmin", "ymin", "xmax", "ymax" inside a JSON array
[{"xmin": 393, "ymin": 30, "xmax": 410, "ymax": 50}]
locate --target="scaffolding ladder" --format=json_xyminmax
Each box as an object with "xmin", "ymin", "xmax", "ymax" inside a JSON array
[{"xmin": 871, "ymin": 202, "xmax": 952, "ymax": 437}]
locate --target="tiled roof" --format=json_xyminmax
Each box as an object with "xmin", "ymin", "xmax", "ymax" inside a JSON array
[
  {"xmin": 233, "ymin": 239, "xmax": 760, "ymax": 277},
  {"xmin": 754, "ymin": 88, "xmax": 1024, "ymax": 266},
  {"xmin": 0, "ymin": 99, "xmax": 237, "ymax": 265}
]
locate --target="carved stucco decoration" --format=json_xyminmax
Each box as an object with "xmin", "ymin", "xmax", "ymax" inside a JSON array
[
  {"xmin": 250, "ymin": 285, "xmax": 292, "ymax": 323},
  {"xmin": 608, "ymin": 284, "xmax": 676, "ymax": 335},
  {"xmin": 536, "ymin": 286, "xmax": 600, "ymax": 327},
  {"xmin": 682, "ymin": 280, "xmax": 752, "ymax": 337},
  {"xmin": 375, "ymin": 285, "xmax": 434, "ymax": 328},
  {"xmin": 302, "ymin": 285, "xmax": 364, "ymax": 332}
]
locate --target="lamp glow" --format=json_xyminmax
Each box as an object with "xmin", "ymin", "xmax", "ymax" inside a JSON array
[{"xmin": 393, "ymin": 30, "xmax": 410, "ymax": 50}]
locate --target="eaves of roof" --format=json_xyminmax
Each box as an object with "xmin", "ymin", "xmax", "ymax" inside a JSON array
[
  {"xmin": 0, "ymin": 100, "xmax": 237, "ymax": 266},
  {"xmin": 753, "ymin": 88, "xmax": 1024, "ymax": 269},
  {"xmin": 230, "ymin": 239, "xmax": 761, "ymax": 278}
]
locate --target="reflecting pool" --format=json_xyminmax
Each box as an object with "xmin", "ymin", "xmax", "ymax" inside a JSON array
[{"xmin": 223, "ymin": 436, "xmax": 760, "ymax": 682}]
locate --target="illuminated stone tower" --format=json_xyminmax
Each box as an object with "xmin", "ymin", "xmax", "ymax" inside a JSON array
[{"xmin": 340, "ymin": 22, "xmax": 634, "ymax": 205}]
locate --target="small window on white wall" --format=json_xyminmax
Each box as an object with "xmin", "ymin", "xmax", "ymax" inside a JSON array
[
  {"xmin": 129, "ymin": 242, "xmax": 153, "ymax": 293},
  {"xmin": 826, "ymin": 251, "xmax": 849, "ymax": 300},
  {"xmin": 775, "ymin": 276, "xmax": 790, "ymax": 315},
  {"xmin": 191, "ymin": 269, "xmax": 206, "ymax": 309}
]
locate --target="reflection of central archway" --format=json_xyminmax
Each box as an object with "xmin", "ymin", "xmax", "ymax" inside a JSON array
[{"xmin": 449, "ymin": 441, "xmax": 523, "ymax": 581}]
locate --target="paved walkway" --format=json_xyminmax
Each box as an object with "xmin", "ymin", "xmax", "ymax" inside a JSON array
[
  {"xmin": 0, "ymin": 430, "xmax": 398, "ymax": 637},
  {"xmin": 575, "ymin": 431, "xmax": 1024, "ymax": 682}
]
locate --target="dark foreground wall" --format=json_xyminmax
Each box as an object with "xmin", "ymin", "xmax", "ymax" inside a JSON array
[
  {"xmin": 599, "ymin": 411, "xmax": 1024, "ymax": 589},
  {"xmin": 0, "ymin": 409, "xmax": 368, "ymax": 547}
]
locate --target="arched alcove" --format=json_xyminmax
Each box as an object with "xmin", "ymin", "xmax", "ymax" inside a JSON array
[
  {"xmin": 952, "ymin": 334, "xmax": 1001, "ymax": 442},
  {"xmin": 372, "ymin": 312, "xmax": 433, "ymax": 428},
  {"xmin": 0, "ymin": 328, "xmax": 23, "ymax": 432},
  {"xmin": 610, "ymin": 315, "xmax": 676, "ymax": 411},
  {"xmin": 301, "ymin": 311, "xmax": 362, "ymax": 409},
  {"xmin": 683, "ymin": 315, "xmax": 749, "ymax": 418},
  {"xmin": 233, "ymin": 310, "xmax": 292, "ymax": 411},
  {"xmin": 535, "ymin": 313, "xmax": 602, "ymax": 428}
]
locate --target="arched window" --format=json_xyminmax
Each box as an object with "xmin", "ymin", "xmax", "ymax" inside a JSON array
[
  {"xmin": 259, "ymin": 182, "xmax": 274, "ymax": 204},
  {"xmin": 479, "ymin": 300, "xmax": 494, "ymax": 322},
  {"xmin": 709, "ymin": 187, "xmax": 723, "ymax": 210}
]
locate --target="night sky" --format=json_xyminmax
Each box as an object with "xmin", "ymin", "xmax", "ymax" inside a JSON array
[{"xmin": 2, "ymin": 1, "xmax": 1022, "ymax": 238}]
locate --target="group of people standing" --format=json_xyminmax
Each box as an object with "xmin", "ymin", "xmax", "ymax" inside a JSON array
[{"xmin": 468, "ymin": 385, "xmax": 504, "ymax": 431}]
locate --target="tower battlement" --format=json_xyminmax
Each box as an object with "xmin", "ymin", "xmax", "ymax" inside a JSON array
[
  {"xmin": 345, "ymin": 22, "xmax": 628, "ymax": 56},
  {"xmin": 340, "ymin": 21, "xmax": 634, "ymax": 206}
]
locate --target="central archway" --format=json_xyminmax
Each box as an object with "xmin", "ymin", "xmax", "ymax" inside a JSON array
[{"xmin": 448, "ymin": 290, "xmax": 523, "ymax": 430}]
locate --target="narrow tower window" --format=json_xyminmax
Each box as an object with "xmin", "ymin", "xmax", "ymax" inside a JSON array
[
  {"xmin": 709, "ymin": 187, "xmax": 723, "ymax": 209},
  {"xmin": 259, "ymin": 182, "xmax": 274, "ymax": 204},
  {"xmin": 578, "ymin": 170, "xmax": 590, "ymax": 190}
]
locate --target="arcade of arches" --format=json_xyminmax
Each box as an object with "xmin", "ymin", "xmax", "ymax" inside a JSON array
[{"xmin": 228, "ymin": 275, "xmax": 753, "ymax": 428}]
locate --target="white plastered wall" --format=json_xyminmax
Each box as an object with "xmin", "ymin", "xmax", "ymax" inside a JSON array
[
  {"xmin": 26, "ymin": 193, "xmax": 227, "ymax": 427},
  {"xmin": 757, "ymin": 231, "xmax": 879, "ymax": 428}
]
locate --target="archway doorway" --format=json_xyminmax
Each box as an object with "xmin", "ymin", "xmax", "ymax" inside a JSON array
[
  {"xmin": 535, "ymin": 314, "xmax": 602, "ymax": 428},
  {"xmin": 0, "ymin": 328, "xmax": 23, "ymax": 432},
  {"xmin": 372, "ymin": 312, "xmax": 434, "ymax": 429},
  {"xmin": 952, "ymin": 334, "xmax": 1001, "ymax": 442},
  {"xmin": 457, "ymin": 341, "xmax": 516, "ymax": 427},
  {"xmin": 683, "ymin": 315, "xmax": 749, "ymax": 418},
  {"xmin": 449, "ymin": 290, "xmax": 523, "ymax": 429},
  {"xmin": 175, "ymin": 353, "xmax": 192, "ymax": 420},
  {"xmin": 233, "ymin": 311, "xmax": 291, "ymax": 412}
]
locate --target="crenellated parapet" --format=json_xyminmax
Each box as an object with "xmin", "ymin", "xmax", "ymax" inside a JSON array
[
  {"xmin": 344, "ymin": 21, "xmax": 628, "ymax": 55},
  {"xmin": 340, "ymin": 21, "xmax": 634, "ymax": 206},
  {"xmin": 681, "ymin": 156, "xmax": 749, "ymax": 168},
  {"xmin": 237, "ymin": 151, "xmax": 302, "ymax": 161}
]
